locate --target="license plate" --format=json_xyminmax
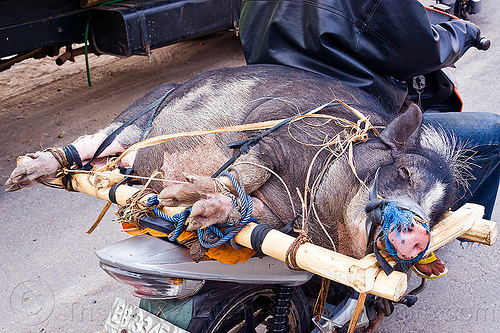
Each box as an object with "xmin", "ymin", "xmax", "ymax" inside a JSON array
[{"xmin": 103, "ymin": 297, "xmax": 189, "ymax": 333}]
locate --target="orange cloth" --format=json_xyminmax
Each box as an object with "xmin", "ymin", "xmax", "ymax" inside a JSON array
[{"xmin": 121, "ymin": 223, "xmax": 255, "ymax": 264}]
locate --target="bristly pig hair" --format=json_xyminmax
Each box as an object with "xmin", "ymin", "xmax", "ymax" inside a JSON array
[
  {"xmin": 420, "ymin": 124, "xmax": 474, "ymax": 194},
  {"xmin": 399, "ymin": 100, "xmax": 472, "ymax": 192}
]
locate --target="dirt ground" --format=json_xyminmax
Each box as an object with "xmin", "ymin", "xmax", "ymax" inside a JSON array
[
  {"xmin": 0, "ymin": 32, "xmax": 246, "ymax": 185},
  {"xmin": 1, "ymin": 3, "xmax": 500, "ymax": 331}
]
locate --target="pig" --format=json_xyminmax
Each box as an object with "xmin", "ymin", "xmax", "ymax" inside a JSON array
[{"xmin": 5, "ymin": 64, "xmax": 464, "ymax": 266}]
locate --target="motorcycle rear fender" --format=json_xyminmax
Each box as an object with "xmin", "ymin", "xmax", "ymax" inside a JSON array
[{"xmin": 96, "ymin": 234, "xmax": 313, "ymax": 286}]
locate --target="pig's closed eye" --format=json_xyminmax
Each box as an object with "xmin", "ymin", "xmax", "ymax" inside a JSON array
[{"xmin": 397, "ymin": 166, "xmax": 412, "ymax": 182}]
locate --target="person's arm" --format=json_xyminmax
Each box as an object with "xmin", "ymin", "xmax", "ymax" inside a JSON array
[{"xmin": 354, "ymin": 0, "xmax": 481, "ymax": 80}]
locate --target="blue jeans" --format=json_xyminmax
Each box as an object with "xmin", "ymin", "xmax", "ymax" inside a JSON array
[{"xmin": 423, "ymin": 112, "xmax": 500, "ymax": 219}]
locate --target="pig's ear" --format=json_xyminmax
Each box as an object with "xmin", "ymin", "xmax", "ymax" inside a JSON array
[{"xmin": 380, "ymin": 104, "xmax": 422, "ymax": 151}]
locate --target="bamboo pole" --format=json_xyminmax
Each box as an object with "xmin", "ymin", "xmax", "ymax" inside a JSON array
[
  {"xmin": 425, "ymin": 203, "xmax": 487, "ymax": 254},
  {"xmin": 233, "ymin": 223, "xmax": 408, "ymax": 300},
  {"xmin": 15, "ymin": 157, "xmax": 497, "ymax": 301},
  {"xmin": 455, "ymin": 218, "xmax": 497, "ymax": 246},
  {"xmin": 37, "ymin": 169, "xmax": 408, "ymax": 300}
]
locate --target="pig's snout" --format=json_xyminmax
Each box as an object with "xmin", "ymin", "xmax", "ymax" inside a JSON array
[{"xmin": 387, "ymin": 222, "xmax": 430, "ymax": 261}]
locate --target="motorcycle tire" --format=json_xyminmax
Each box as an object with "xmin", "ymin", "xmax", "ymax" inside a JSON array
[
  {"xmin": 201, "ymin": 285, "xmax": 311, "ymax": 333},
  {"xmin": 454, "ymin": 0, "xmax": 468, "ymax": 20}
]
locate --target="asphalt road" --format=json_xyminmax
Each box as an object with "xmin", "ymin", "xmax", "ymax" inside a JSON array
[{"xmin": 1, "ymin": 2, "xmax": 499, "ymax": 332}]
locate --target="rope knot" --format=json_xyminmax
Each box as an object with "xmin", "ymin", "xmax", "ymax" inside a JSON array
[
  {"xmin": 377, "ymin": 201, "xmax": 431, "ymax": 272},
  {"xmin": 147, "ymin": 167, "xmax": 255, "ymax": 249}
]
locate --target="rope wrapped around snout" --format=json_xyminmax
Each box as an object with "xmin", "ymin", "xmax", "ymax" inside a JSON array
[{"xmin": 365, "ymin": 169, "xmax": 431, "ymax": 274}]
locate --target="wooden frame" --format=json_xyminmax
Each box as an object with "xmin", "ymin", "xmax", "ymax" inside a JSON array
[{"xmin": 26, "ymin": 165, "xmax": 498, "ymax": 301}]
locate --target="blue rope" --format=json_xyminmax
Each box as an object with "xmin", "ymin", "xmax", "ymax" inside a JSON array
[
  {"xmin": 380, "ymin": 201, "xmax": 430, "ymax": 270},
  {"xmin": 146, "ymin": 170, "xmax": 255, "ymax": 248},
  {"xmin": 147, "ymin": 196, "xmax": 192, "ymax": 242}
]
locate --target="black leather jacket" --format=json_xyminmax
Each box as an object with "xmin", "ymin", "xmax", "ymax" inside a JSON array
[{"xmin": 239, "ymin": 0, "xmax": 480, "ymax": 111}]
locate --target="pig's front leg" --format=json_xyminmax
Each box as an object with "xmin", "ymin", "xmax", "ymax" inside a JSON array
[
  {"xmin": 185, "ymin": 193, "xmax": 242, "ymax": 231},
  {"xmin": 181, "ymin": 191, "xmax": 283, "ymax": 231},
  {"xmin": 158, "ymin": 154, "xmax": 283, "ymax": 229},
  {"xmin": 159, "ymin": 151, "xmax": 270, "ymax": 206}
]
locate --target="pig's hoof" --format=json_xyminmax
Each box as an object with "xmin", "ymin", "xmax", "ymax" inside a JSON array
[
  {"xmin": 185, "ymin": 193, "xmax": 240, "ymax": 231},
  {"xmin": 5, "ymin": 172, "xmax": 42, "ymax": 191},
  {"xmin": 5, "ymin": 183, "xmax": 25, "ymax": 192},
  {"xmin": 189, "ymin": 240, "xmax": 208, "ymax": 262},
  {"xmin": 412, "ymin": 264, "xmax": 448, "ymax": 279}
]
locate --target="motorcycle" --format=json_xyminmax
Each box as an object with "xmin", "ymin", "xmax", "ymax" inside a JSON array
[
  {"xmin": 407, "ymin": 6, "xmax": 490, "ymax": 112},
  {"xmin": 432, "ymin": 0, "xmax": 482, "ymax": 20},
  {"xmin": 97, "ymin": 222, "xmax": 382, "ymax": 333},
  {"xmin": 96, "ymin": 8, "xmax": 490, "ymax": 333}
]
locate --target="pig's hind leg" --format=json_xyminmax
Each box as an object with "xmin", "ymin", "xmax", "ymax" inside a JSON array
[
  {"xmin": 5, "ymin": 83, "xmax": 178, "ymax": 191},
  {"xmin": 74, "ymin": 82, "xmax": 179, "ymax": 168}
]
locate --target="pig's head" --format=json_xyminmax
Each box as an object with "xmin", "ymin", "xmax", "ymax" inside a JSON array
[{"xmin": 364, "ymin": 104, "xmax": 465, "ymax": 272}]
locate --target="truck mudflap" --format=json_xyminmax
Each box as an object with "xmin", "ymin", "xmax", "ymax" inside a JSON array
[{"xmin": 91, "ymin": 0, "xmax": 240, "ymax": 57}]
